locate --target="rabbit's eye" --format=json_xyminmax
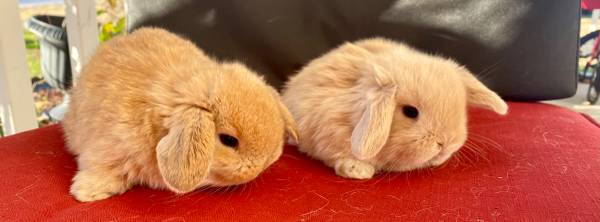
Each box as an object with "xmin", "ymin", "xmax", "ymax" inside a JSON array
[
  {"xmin": 402, "ymin": 105, "xmax": 419, "ymax": 119},
  {"xmin": 219, "ymin": 134, "xmax": 239, "ymax": 148}
]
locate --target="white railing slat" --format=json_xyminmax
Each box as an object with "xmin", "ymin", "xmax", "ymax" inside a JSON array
[
  {"xmin": 64, "ymin": 0, "xmax": 99, "ymax": 79},
  {"xmin": 0, "ymin": 0, "xmax": 39, "ymax": 135}
]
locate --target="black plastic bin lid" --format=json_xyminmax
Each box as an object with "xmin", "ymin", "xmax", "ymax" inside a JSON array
[
  {"xmin": 26, "ymin": 15, "xmax": 68, "ymax": 49},
  {"xmin": 25, "ymin": 15, "xmax": 72, "ymax": 90}
]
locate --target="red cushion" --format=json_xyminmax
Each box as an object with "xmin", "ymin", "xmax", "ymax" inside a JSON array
[{"xmin": 1, "ymin": 102, "xmax": 598, "ymax": 221}]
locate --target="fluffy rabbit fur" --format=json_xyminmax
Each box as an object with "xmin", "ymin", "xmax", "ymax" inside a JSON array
[
  {"xmin": 62, "ymin": 28, "xmax": 298, "ymax": 202},
  {"xmin": 282, "ymin": 38, "xmax": 507, "ymax": 179}
]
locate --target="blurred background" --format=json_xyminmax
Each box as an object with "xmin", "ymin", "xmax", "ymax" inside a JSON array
[
  {"xmin": 545, "ymin": 5, "xmax": 600, "ymax": 121},
  {"xmin": 2, "ymin": 0, "xmax": 598, "ymax": 136},
  {"xmin": 16, "ymin": 0, "xmax": 124, "ymax": 133}
]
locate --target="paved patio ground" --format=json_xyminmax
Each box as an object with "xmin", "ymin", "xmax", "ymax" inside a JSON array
[{"xmin": 545, "ymin": 82, "xmax": 600, "ymax": 122}]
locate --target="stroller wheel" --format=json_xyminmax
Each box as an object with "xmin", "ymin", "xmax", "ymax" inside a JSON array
[{"xmin": 588, "ymin": 74, "xmax": 600, "ymax": 104}]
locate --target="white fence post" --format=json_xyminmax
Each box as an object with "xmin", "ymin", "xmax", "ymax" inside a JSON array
[
  {"xmin": 64, "ymin": 0, "xmax": 99, "ymax": 79},
  {"xmin": 0, "ymin": 0, "xmax": 39, "ymax": 135}
]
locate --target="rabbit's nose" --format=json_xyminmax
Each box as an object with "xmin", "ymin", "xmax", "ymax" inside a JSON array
[{"xmin": 436, "ymin": 142, "xmax": 444, "ymax": 150}]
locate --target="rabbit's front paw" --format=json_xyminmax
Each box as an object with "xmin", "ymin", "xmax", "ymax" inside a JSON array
[
  {"xmin": 70, "ymin": 170, "xmax": 130, "ymax": 202},
  {"xmin": 334, "ymin": 158, "xmax": 375, "ymax": 179}
]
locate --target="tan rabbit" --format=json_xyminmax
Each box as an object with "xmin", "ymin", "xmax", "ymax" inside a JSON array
[
  {"xmin": 62, "ymin": 28, "xmax": 298, "ymax": 202},
  {"xmin": 282, "ymin": 38, "xmax": 507, "ymax": 179}
]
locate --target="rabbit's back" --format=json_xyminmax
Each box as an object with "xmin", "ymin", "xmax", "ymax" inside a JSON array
[
  {"xmin": 62, "ymin": 28, "xmax": 210, "ymax": 157},
  {"xmin": 282, "ymin": 41, "xmax": 378, "ymax": 164}
]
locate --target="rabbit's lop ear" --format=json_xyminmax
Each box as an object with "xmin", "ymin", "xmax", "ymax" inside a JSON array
[
  {"xmin": 351, "ymin": 63, "xmax": 397, "ymax": 160},
  {"xmin": 460, "ymin": 69, "xmax": 508, "ymax": 115},
  {"xmin": 156, "ymin": 106, "xmax": 215, "ymax": 193}
]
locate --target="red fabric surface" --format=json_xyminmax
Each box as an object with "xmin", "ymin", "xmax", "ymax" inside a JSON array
[{"xmin": 0, "ymin": 102, "xmax": 599, "ymax": 221}]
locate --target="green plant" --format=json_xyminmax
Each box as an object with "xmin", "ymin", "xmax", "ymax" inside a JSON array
[
  {"xmin": 98, "ymin": 0, "xmax": 125, "ymax": 42},
  {"xmin": 23, "ymin": 30, "xmax": 42, "ymax": 79},
  {"xmin": 99, "ymin": 17, "xmax": 125, "ymax": 42},
  {"xmin": 26, "ymin": 49, "xmax": 42, "ymax": 79},
  {"xmin": 24, "ymin": 30, "xmax": 40, "ymax": 49}
]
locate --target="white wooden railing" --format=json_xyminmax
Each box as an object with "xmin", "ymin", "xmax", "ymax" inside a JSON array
[
  {"xmin": 0, "ymin": 0, "xmax": 98, "ymax": 136},
  {"xmin": 64, "ymin": 0, "xmax": 99, "ymax": 77}
]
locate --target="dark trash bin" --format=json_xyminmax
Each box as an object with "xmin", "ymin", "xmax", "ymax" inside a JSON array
[{"xmin": 25, "ymin": 15, "xmax": 72, "ymax": 90}]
